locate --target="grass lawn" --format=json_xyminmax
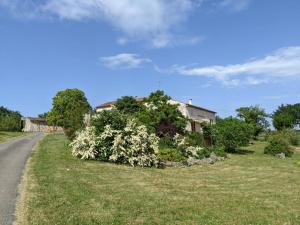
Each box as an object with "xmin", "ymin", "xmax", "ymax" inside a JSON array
[
  {"xmin": 16, "ymin": 134, "xmax": 300, "ymax": 225},
  {"xmin": 0, "ymin": 131, "xmax": 27, "ymax": 143}
]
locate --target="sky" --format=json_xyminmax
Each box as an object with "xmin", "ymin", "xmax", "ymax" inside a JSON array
[{"xmin": 0, "ymin": 0, "xmax": 300, "ymax": 117}]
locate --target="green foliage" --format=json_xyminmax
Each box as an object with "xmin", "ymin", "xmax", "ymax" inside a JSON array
[
  {"xmin": 158, "ymin": 147, "xmax": 186, "ymax": 162},
  {"xmin": 91, "ymin": 109, "xmax": 128, "ymax": 134},
  {"xmin": 279, "ymin": 129, "xmax": 299, "ymax": 146},
  {"xmin": 272, "ymin": 103, "xmax": 300, "ymax": 130},
  {"xmin": 71, "ymin": 120, "xmax": 162, "ymax": 167},
  {"xmin": 38, "ymin": 112, "xmax": 48, "ymax": 119},
  {"xmin": 0, "ymin": 106, "xmax": 22, "ymax": 131},
  {"xmin": 194, "ymin": 146, "xmax": 226, "ymax": 159},
  {"xmin": 212, "ymin": 117, "xmax": 254, "ymax": 152},
  {"xmin": 264, "ymin": 135, "xmax": 293, "ymax": 157},
  {"xmin": 47, "ymin": 89, "xmax": 91, "ymax": 139},
  {"xmin": 115, "ymin": 96, "xmax": 144, "ymax": 114},
  {"xmin": 185, "ymin": 132, "xmax": 204, "ymax": 147},
  {"xmin": 137, "ymin": 90, "xmax": 188, "ymax": 137},
  {"xmin": 236, "ymin": 105, "xmax": 269, "ymax": 137}
]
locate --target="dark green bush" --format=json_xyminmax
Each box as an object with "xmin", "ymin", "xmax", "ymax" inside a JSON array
[
  {"xmin": 91, "ymin": 109, "xmax": 128, "ymax": 134},
  {"xmin": 264, "ymin": 135, "xmax": 293, "ymax": 157},
  {"xmin": 159, "ymin": 136, "xmax": 175, "ymax": 148},
  {"xmin": 0, "ymin": 106, "xmax": 22, "ymax": 131},
  {"xmin": 212, "ymin": 117, "xmax": 254, "ymax": 152}
]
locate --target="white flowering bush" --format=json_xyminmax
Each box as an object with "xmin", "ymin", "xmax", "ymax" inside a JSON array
[
  {"xmin": 108, "ymin": 120, "xmax": 161, "ymax": 167},
  {"xmin": 70, "ymin": 120, "xmax": 161, "ymax": 167},
  {"xmin": 70, "ymin": 127, "xmax": 99, "ymax": 160},
  {"xmin": 174, "ymin": 133, "xmax": 188, "ymax": 149},
  {"xmin": 183, "ymin": 146, "xmax": 203, "ymax": 158}
]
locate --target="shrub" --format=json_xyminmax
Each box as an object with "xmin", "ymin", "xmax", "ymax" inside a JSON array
[
  {"xmin": 197, "ymin": 146, "xmax": 227, "ymax": 159},
  {"xmin": 264, "ymin": 135, "xmax": 293, "ymax": 157},
  {"xmin": 91, "ymin": 109, "xmax": 128, "ymax": 134},
  {"xmin": 108, "ymin": 120, "xmax": 161, "ymax": 167},
  {"xmin": 0, "ymin": 106, "xmax": 22, "ymax": 132},
  {"xmin": 158, "ymin": 147, "xmax": 185, "ymax": 162},
  {"xmin": 279, "ymin": 129, "xmax": 299, "ymax": 146},
  {"xmin": 71, "ymin": 120, "xmax": 162, "ymax": 167},
  {"xmin": 137, "ymin": 90, "xmax": 188, "ymax": 137},
  {"xmin": 70, "ymin": 127, "xmax": 99, "ymax": 160},
  {"xmin": 212, "ymin": 117, "xmax": 254, "ymax": 152},
  {"xmin": 182, "ymin": 146, "xmax": 203, "ymax": 158},
  {"xmin": 185, "ymin": 132, "xmax": 204, "ymax": 147}
]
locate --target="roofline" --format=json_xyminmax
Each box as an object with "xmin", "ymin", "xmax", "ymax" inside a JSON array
[
  {"xmin": 186, "ymin": 104, "xmax": 216, "ymax": 114},
  {"xmin": 95, "ymin": 97, "xmax": 216, "ymax": 114}
]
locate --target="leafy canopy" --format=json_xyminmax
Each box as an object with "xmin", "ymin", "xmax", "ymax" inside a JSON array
[
  {"xmin": 137, "ymin": 90, "xmax": 188, "ymax": 137},
  {"xmin": 0, "ymin": 106, "xmax": 22, "ymax": 132},
  {"xmin": 236, "ymin": 105, "xmax": 269, "ymax": 137},
  {"xmin": 47, "ymin": 89, "xmax": 91, "ymax": 139},
  {"xmin": 212, "ymin": 117, "xmax": 254, "ymax": 152},
  {"xmin": 272, "ymin": 103, "xmax": 300, "ymax": 130},
  {"xmin": 115, "ymin": 96, "xmax": 144, "ymax": 114}
]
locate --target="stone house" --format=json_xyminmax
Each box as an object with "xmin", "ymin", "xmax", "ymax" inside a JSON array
[
  {"xmin": 96, "ymin": 98, "xmax": 216, "ymax": 133},
  {"xmin": 21, "ymin": 117, "xmax": 63, "ymax": 132}
]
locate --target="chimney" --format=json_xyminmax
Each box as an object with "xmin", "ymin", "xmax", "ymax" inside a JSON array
[{"xmin": 188, "ymin": 99, "xmax": 192, "ymax": 105}]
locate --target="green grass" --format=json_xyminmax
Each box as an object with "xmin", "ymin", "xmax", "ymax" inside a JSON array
[
  {"xmin": 0, "ymin": 131, "xmax": 27, "ymax": 143},
  {"xmin": 17, "ymin": 134, "xmax": 300, "ymax": 225}
]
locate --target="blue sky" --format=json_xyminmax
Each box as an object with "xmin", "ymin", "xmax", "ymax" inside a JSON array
[{"xmin": 0, "ymin": 0, "xmax": 299, "ymax": 117}]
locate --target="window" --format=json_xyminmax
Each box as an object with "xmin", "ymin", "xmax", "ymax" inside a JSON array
[{"xmin": 191, "ymin": 121, "xmax": 196, "ymax": 132}]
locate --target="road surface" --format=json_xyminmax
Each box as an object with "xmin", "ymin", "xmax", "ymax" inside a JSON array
[{"xmin": 0, "ymin": 133, "xmax": 44, "ymax": 225}]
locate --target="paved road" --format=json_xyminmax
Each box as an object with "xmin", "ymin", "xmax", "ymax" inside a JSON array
[{"xmin": 0, "ymin": 133, "xmax": 44, "ymax": 225}]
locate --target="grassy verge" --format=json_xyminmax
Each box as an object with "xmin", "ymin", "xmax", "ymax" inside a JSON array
[
  {"xmin": 0, "ymin": 131, "xmax": 28, "ymax": 143},
  {"xmin": 16, "ymin": 134, "xmax": 300, "ymax": 225}
]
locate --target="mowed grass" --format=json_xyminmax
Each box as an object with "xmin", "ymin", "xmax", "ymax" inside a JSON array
[
  {"xmin": 0, "ymin": 131, "xmax": 27, "ymax": 143},
  {"xmin": 17, "ymin": 134, "xmax": 300, "ymax": 225}
]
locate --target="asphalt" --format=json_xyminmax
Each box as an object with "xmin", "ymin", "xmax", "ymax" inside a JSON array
[{"xmin": 0, "ymin": 133, "xmax": 44, "ymax": 225}]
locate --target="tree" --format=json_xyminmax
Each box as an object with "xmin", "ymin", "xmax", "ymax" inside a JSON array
[
  {"xmin": 38, "ymin": 112, "xmax": 48, "ymax": 119},
  {"xmin": 47, "ymin": 89, "xmax": 91, "ymax": 139},
  {"xmin": 212, "ymin": 117, "xmax": 254, "ymax": 152},
  {"xmin": 0, "ymin": 106, "xmax": 22, "ymax": 132},
  {"xmin": 137, "ymin": 90, "xmax": 188, "ymax": 137},
  {"xmin": 91, "ymin": 108, "xmax": 128, "ymax": 135},
  {"xmin": 115, "ymin": 96, "xmax": 144, "ymax": 114},
  {"xmin": 236, "ymin": 105, "xmax": 269, "ymax": 138},
  {"xmin": 272, "ymin": 104, "xmax": 300, "ymax": 130}
]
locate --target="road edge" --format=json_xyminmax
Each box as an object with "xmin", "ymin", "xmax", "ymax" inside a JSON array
[{"xmin": 13, "ymin": 134, "xmax": 47, "ymax": 225}]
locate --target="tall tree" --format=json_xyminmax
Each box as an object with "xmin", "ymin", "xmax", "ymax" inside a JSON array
[
  {"xmin": 272, "ymin": 104, "xmax": 300, "ymax": 130},
  {"xmin": 115, "ymin": 96, "xmax": 144, "ymax": 114},
  {"xmin": 47, "ymin": 89, "xmax": 91, "ymax": 139},
  {"xmin": 212, "ymin": 117, "xmax": 254, "ymax": 152},
  {"xmin": 236, "ymin": 105, "xmax": 269, "ymax": 137},
  {"xmin": 138, "ymin": 90, "xmax": 188, "ymax": 137}
]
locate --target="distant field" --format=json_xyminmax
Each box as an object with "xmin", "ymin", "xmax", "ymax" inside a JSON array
[
  {"xmin": 16, "ymin": 134, "xmax": 300, "ymax": 225},
  {"xmin": 0, "ymin": 131, "xmax": 27, "ymax": 143}
]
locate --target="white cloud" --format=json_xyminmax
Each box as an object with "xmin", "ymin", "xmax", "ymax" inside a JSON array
[
  {"xmin": 42, "ymin": 0, "xmax": 200, "ymax": 47},
  {"xmin": 219, "ymin": 0, "xmax": 251, "ymax": 11},
  {"xmin": 175, "ymin": 46, "xmax": 300, "ymax": 86},
  {"xmin": 100, "ymin": 53, "xmax": 152, "ymax": 69},
  {"xmin": 0, "ymin": 0, "xmax": 250, "ymax": 47}
]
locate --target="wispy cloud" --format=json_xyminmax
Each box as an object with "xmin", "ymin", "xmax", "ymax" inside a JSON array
[
  {"xmin": 174, "ymin": 46, "xmax": 300, "ymax": 86},
  {"xmin": 100, "ymin": 53, "xmax": 152, "ymax": 69},
  {"xmin": 43, "ymin": 0, "xmax": 202, "ymax": 48},
  {"xmin": 219, "ymin": 0, "xmax": 251, "ymax": 12},
  {"xmin": 0, "ymin": 0, "xmax": 247, "ymax": 48}
]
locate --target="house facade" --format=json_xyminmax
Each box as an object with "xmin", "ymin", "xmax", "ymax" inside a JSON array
[
  {"xmin": 96, "ymin": 98, "xmax": 216, "ymax": 133},
  {"xmin": 22, "ymin": 117, "xmax": 63, "ymax": 132}
]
